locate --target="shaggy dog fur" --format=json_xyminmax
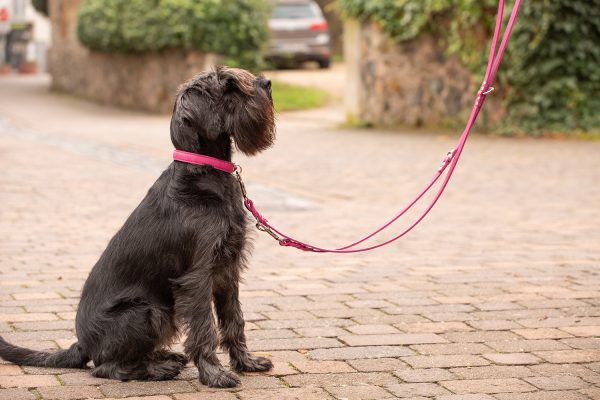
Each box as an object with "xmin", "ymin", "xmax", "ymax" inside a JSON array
[{"xmin": 0, "ymin": 67, "xmax": 276, "ymax": 388}]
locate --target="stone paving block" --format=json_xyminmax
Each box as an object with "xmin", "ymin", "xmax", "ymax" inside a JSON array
[
  {"xmin": 440, "ymin": 378, "xmax": 535, "ymax": 394},
  {"xmin": 310, "ymin": 346, "xmax": 414, "ymax": 360},
  {"xmin": 347, "ymin": 358, "xmax": 409, "ymax": 372},
  {"xmin": 394, "ymin": 367, "xmax": 456, "ymax": 383},
  {"xmin": 20, "ymin": 367, "xmax": 75, "ymax": 375},
  {"xmin": 486, "ymin": 339, "xmax": 570, "ymax": 353},
  {"xmin": 517, "ymin": 317, "xmax": 600, "ymax": 329},
  {"xmin": 325, "ymin": 384, "xmax": 393, "ymax": 400},
  {"xmin": 561, "ymin": 337, "xmax": 600, "ymax": 350},
  {"xmin": 449, "ymin": 365, "xmax": 535, "ymax": 380},
  {"xmin": 512, "ymin": 328, "xmax": 574, "ymax": 340},
  {"xmin": 37, "ymin": 385, "xmax": 103, "ymax": 400},
  {"xmin": 560, "ymin": 325, "xmax": 600, "ymax": 337},
  {"xmin": 436, "ymin": 395, "xmax": 495, "ymax": 400},
  {"xmin": 476, "ymin": 302, "xmax": 523, "ymax": 311},
  {"xmin": 394, "ymin": 322, "xmax": 473, "ymax": 333},
  {"xmin": 534, "ymin": 350, "xmax": 600, "ymax": 364},
  {"xmin": 246, "ymin": 329, "xmax": 297, "ymax": 340},
  {"xmin": 235, "ymin": 375, "xmax": 284, "ymax": 389},
  {"xmin": 346, "ymin": 324, "xmax": 401, "ymax": 335},
  {"xmin": 493, "ymin": 390, "xmax": 588, "ymax": 400},
  {"xmin": 247, "ymin": 337, "xmax": 343, "ymax": 351},
  {"xmin": 353, "ymin": 315, "xmax": 430, "ymax": 326},
  {"xmin": 174, "ymin": 393, "xmax": 237, "ymax": 400},
  {"xmin": 99, "ymin": 381, "xmax": 194, "ymax": 398},
  {"xmin": 483, "ymin": 353, "xmax": 540, "ymax": 365},
  {"xmin": 12, "ymin": 320, "xmax": 75, "ymax": 332},
  {"xmin": 290, "ymin": 360, "xmax": 355, "ymax": 373},
  {"xmin": 385, "ymin": 382, "xmax": 451, "ymax": 398},
  {"xmin": 410, "ymin": 343, "xmax": 492, "ymax": 355},
  {"xmin": 442, "ymin": 331, "xmax": 521, "ymax": 343},
  {"xmin": 292, "ymin": 327, "xmax": 348, "ymax": 338},
  {"xmin": 467, "ymin": 320, "xmax": 521, "ymax": 331},
  {"xmin": 524, "ymin": 375, "xmax": 588, "ymax": 390},
  {"xmin": 284, "ymin": 372, "xmax": 399, "ymax": 387},
  {"xmin": 237, "ymin": 387, "xmax": 334, "ymax": 399},
  {"xmin": 339, "ymin": 333, "xmax": 447, "ymax": 346},
  {"xmin": 12, "ymin": 292, "xmax": 62, "ymax": 300},
  {"xmin": 0, "ymin": 313, "xmax": 58, "ymax": 322},
  {"xmin": 0, "ymin": 388, "xmax": 36, "ymax": 400},
  {"xmin": 257, "ymin": 318, "xmax": 353, "ymax": 330},
  {"xmin": 0, "ymin": 364, "xmax": 23, "ymax": 376},
  {"xmin": 401, "ymin": 355, "xmax": 491, "ymax": 369},
  {"xmin": 579, "ymin": 387, "xmax": 600, "ymax": 399},
  {"xmin": 0, "ymin": 374, "xmax": 60, "ymax": 388},
  {"xmin": 59, "ymin": 371, "xmax": 113, "ymax": 385},
  {"xmin": 264, "ymin": 361, "xmax": 298, "ymax": 376},
  {"xmin": 529, "ymin": 363, "xmax": 600, "ymax": 381}
]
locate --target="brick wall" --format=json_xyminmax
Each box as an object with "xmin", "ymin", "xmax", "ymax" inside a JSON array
[{"xmin": 47, "ymin": 0, "xmax": 216, "ymax": 113}]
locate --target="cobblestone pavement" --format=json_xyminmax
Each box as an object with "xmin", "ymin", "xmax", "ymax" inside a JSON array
[{"xmin": 1, "ymin": 75, "xmax": 599, "ymax": 400}]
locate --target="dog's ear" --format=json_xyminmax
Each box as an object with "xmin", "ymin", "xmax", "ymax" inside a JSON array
[
  {"xmin": 217, "ymin": 67, "xmax": 275, "ymax": 156},
  {"xmin": 218, "ymin": 66, "xmax": 255, "ymax": 97},
  {"xmin": 170, "ymin": 87, "xmax": 222, "ymax": 152}
]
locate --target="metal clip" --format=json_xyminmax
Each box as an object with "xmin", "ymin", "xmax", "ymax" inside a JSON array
[
  {"xmin": 256, "ymin": 223, "xmax": 281, "ymax": 241},
  {"xmin": 233, "ymin": 168, "xmax": 247, "ymax": 198},
  {"xmin": 438, "ymin": 149, "xmax": 456, "ymax": 172}
]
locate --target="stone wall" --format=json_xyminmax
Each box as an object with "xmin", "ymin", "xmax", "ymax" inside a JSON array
[
  {"xmin": 345, "ymin": 20, "xmax": 502, "ymax": 128},
  {"xmin": 47, "ymin": 0, "xmax": 216, "ymax": 113}
]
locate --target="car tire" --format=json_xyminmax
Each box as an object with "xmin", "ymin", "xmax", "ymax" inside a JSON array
[{"xmin": 318, "ymin": 59, "xmax": 331, "ymax": 69}]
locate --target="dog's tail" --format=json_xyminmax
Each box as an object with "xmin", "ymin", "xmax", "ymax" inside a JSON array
[{"xmin": 0, "ymin": 336, "xmax": 89, "ymax": 368}]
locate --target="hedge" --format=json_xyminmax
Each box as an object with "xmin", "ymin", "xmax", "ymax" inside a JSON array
[
  {"xmin": 77, "ymin": 0, "xmax": 270, "ymax": 69},
  {"xmin": 339, "ymin": 0, "xmax": 600, "ymax": 136}
]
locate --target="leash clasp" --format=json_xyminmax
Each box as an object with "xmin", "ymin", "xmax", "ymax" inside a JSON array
[
  {"xmin": 256, "ymin": 222, "xmax": 281, "ymax": 241},
  {"xmin": 438, "ymin": 149, "xmax": 456, "ymax": 172}
]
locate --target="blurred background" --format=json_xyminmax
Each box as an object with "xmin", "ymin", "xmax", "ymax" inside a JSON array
[{"xmin": 0, "ymin": 0, "xmax": 598, "ymax": 137}]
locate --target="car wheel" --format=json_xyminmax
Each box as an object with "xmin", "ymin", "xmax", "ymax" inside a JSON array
[{"xmin": 318, "ymin": 59, "xmax": 331, "ymax": 69}]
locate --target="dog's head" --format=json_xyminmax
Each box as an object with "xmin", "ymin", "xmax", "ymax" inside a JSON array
[{"xmin": 170, "ymin": 66, "xmax": 275, "ymax": 156}]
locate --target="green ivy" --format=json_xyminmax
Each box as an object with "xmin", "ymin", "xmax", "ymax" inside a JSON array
[
  {"xmin": 339, "ymin": 0, "xmax": 600, "ymax": 136},
  {"xmin": 77, "ymin": 0, "xmax": 270, "ymax": 70}
]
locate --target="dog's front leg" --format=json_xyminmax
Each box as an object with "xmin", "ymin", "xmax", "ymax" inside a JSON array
[
  {"xmin": 175, "ymin": 268, "xmax": 240, "ymax": 388},
  {"xmin": 214, "ymin": 274, "xmax": 273, "ymax": 373}
]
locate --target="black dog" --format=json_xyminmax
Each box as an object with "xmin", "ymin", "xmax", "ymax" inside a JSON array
[{"xmin": 0, "ymin": 66, "xmax": 276, "ymax": 388}]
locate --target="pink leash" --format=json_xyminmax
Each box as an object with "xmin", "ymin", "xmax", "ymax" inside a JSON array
[{"xmin": 175, "ymin": 0, "xmax": 522, "ymax": 253}]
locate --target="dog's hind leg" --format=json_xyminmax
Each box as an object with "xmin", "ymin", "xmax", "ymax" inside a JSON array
[
  {"xmin": 214, "ymin": 269, "xmax": 273, "ymax": 373},
  {"xmin": 87, "ymin": 296, "xmax": 181, "ymax": 381},
  {"xmin": 92, "ymin": 358, "xmax": 183, "ymax": 381},
  {"xmin": 173, "ymin": 267, "xmax": 240, "ymax": 388}
]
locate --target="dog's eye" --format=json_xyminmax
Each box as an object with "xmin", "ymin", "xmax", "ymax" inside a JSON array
[{"xmin": 182, "ymin": 117, "xmax": 193, "ymax": 127}]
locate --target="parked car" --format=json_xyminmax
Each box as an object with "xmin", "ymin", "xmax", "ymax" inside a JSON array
[{"xmin": 267, "ymin": 0, "xmax": 331, "ymax": 69}]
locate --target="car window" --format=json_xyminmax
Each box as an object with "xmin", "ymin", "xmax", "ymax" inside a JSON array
[{"xmin": 272, "ymin": 4, "xmax": 317, "ymax": 19}]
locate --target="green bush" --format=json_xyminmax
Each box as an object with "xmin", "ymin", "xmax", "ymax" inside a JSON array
[
  {"xmin": 339, "ymin": 0, "xmax": 600, "ymax": 136},
  {"xmin": 77, "ymin": 0, "xmax": 270, "ymax": 69}
]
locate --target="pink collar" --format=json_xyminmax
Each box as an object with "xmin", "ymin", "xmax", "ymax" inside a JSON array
[{"xmin": 173, "ymin": 150, "xmax": 236, "ymax": 173}]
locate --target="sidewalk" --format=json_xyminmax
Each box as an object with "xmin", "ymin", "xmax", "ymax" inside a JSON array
[{"xmin": 0, "ymin": 75, "xmax": 599, "ymax": 400}]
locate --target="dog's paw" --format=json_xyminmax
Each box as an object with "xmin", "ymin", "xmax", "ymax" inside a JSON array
[
  {"xmin": 147, "ymin": 360, "xmax": 184, "ymax": 381},
  {"xmin": 166, "ymin": 352, "xmax": 188, "ymax": 367},
  {"xmin": 204, "ymin": 370, "xmax": 241, "ymax": 388},
  {"xmin": 233, "ymin": 356, "xmax": 274, "ymax": 373}
]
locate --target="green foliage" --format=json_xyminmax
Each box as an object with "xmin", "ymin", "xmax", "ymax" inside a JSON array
[
  {"xmin": 502, "ymin": 1, "xmax": 600, "ymax": 135},
  {"xmin": 271, "ymin": 81, "xmax": 329, "ymax": 112},
  {"xmin": 339, "ymin": 0, "xmax": 600, "ymax": 135},
  {"xmin": 77, "ymin": 0, "xmax": 270, "ymax": 69},
  {"xmin": 32, "ymin": 0, "xmax": 49, "ymax": 16}
]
